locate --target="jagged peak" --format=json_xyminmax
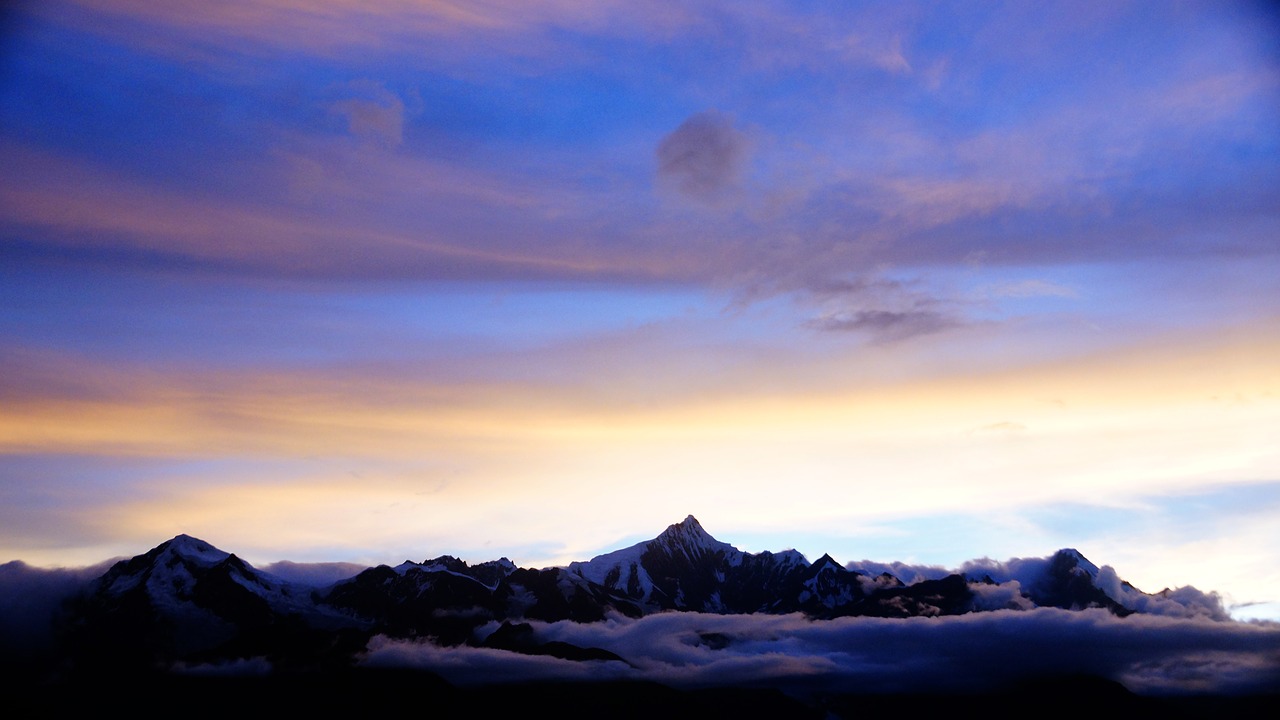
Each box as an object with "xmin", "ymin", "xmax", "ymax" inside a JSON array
[
  {"xmin": 392, "ymin": 560, "xmax": 420, "ymax": 574},
  {"xmin": 658, "ymin": 515, "xmax": 710, "ymax": 540},
  {"xmin": 1051, "ymin": 548, "xmax": 1100, "ymax": 576},
  {"xmin": 423, "ymin": 553, "xmax": 462, "ymax": 564},
  {"xmin": 812, "ymin": 553, "xmax": 842, "ymax": 569},
  {"xmin": 654, "ymin": 515, "xmax": 705, "ymax": 539},
  {"xmin": 646, "ymin": 515, "xmax": 747, "ymax": 570},
  {"xmin": 653, "ymin": 515, "xmax": 726, "ymax": 552},
  {"xmin": 766, "ymin": 548, "xmax": 810, "ymax": 567}
]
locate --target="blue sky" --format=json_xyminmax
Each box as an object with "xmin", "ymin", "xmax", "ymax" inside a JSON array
[{"xmin": 1, "ymin": 1, "xmax": 1278, "ymax": 617}]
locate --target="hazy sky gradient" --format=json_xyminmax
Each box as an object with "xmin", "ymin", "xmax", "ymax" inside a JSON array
[{"xmin": 1, "ymin": 1, "xmax": 1277, "ymax": 616}]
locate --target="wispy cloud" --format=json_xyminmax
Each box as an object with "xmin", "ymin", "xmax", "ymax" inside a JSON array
[
  {"xmin": 20, "ymin": 0, "xmax": 702, "ymax": 69},
  {"xmin": 0, "ymin": 140, "xmax": 618, "ymax": 281}
]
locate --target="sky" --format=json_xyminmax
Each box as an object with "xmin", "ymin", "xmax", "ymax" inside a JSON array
[{"xmin": 0, "ymin": 1, "xmax": 1278, "ymax": 618}]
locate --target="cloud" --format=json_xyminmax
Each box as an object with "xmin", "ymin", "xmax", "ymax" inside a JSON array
[
  {"xmin": 258, "ymin": 561, "xmax": 367, "ymax": 587},
  {"xmin": 845, "ymin": 561, "xmax": 951, "ymax": 586},
  {"xmin": 330, "ymin": 82, "xmax": 407, "ymax": 147},
  {"xmin": 656, "ymin": 111, "xmax": 750, "ymax": 203},
  {"xmin": 976, "ymin": 421, "xmax": 1028, "ymax": 433},
  {"xmin": 9, "ymin": 0, "xmax": 1277, "ymax": 296},
  {"xmin": 0, "ymin": 140, "xmax": 611, "ymax": 282},
  {"xmin": 968, "ymin": 580, "xmax": 1037, "ymax": 611},
  {"xmin": 958, "ymin": 554, "xmax": 1231, "ymax": 621},
  {"xmin": 985, "ymin": 279, "xmax": 1079, "ymax": 299},
  {"xmin": 19, "ymin": 0, "xmax": 703, "ymax": 76},
  {"xmin": 778, "ymin": 272, "xmax": 962, "ymax": 342},
  {"xmin": 361, "ymin": 609, "xmax": 1280, "ymax": 696},
  {"xmin": 806, "ymin": 308, "xmax": 955, "ymax": 340},
  {"xmin": 362, "ymin": 634, "xmax": 633, "ymax": 685},
  {"xmin": 0, "ymin": 561, "xmax": 106, "ymax": 659}
]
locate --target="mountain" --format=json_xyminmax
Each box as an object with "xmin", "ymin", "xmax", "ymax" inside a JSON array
[
  {"xmin": 317, "ymin": 550, "xmax": 645, "ymax": 645},
  {"xmin": 1024, "ymin": 548, "xmax": 1130, "ymax": 614},
  {"xmin": 570, "ymin": 515, "xmax": 750, "ymax": 611},
  {"xmin": 44, "ymin": 517, "xmax": 1227, "ymax": 673},
  {"xmin": 566, "ymin": 516, "xmax": 978, "ymax": 617},
  {"xmin": 62, "ymin": 534, "xmax": 364, "ymax": 669}
]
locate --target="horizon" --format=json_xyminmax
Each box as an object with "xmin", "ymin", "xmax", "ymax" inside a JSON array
[{"xmin": 2, "ymin": 1, "xmax": 1278, "ymax": 625}]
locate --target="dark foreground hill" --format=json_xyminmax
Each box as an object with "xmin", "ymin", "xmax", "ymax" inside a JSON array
[{"xmin": 4, "ymin": 665, "xmax": 1276, "ymax": 720}]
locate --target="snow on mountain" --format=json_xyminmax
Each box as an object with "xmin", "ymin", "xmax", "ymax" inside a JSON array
[
  {"xmin": 91, "ymin": 526, "xmax": 1229, "ymax": 626},
  {"xmin": 391, "ymin": 554, "xmax": 516, "ymax": 589},
  {"xmin": 71, "ymin": 534, "xmax": 365, "ymax": 666},
  {"xmin": 653, "ymin": 515, "xmax": 745, "ymax": 566},
  {"xmin": 94, "ymin": 534, "xmax": 322, "ymax": 619},
  {"xmin": 569, "ymin": 515, "xmax": 785, "ymax": 611},
  {"xmin": 51, "ymin": 517, "xmax": 1233, "ymax": 673},
  {"xmin": 957, "ymin": 547, "xmax": 1228, "ymax": 617},
  {"xmin": 570, "ymin": 541, "xmax": 658, "ymax": 601},
  {"xmin": 796, "ymin": 554, "xmax": 861, "ymax": 610}
]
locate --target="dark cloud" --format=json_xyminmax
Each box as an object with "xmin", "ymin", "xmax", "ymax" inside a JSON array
[
  {"xmin": 774, "ymin": 271, "xmax": 964, "ymax": 342},
  {"xmin": 806, "ymin": 308, "xmax": 956, "ymax": 339},
  {"xmin": 361, "ymin": 609, "xmax": 1280, "ymax": 697},
  {"xmin": 656, "ymin": 110, "xmax": 749, "ymax": 203}
]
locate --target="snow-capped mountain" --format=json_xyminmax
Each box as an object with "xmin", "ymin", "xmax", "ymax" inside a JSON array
[
  {"xmin": 92, "ymin": 534, "xmax": 311, "ymax": 615},
  {"xmin": 569, "ymin": 515, "xmax": 748, "ymax": 610},
  {"xmin": 957, "ymin": 547, "xmax": 1228, "ymax": 619},
  {"xmin": 50, "ymin": 516, "xmax": 1230, "ymax": 672},
  {"xmin": 64, "ymin": 534, "xmax": 362, "ymax": 666},
  {"xmin": 566, "ymin": 516, "xmax": 975, "ymax": 617}
]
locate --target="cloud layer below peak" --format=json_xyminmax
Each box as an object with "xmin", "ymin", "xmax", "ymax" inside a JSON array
[{"xmin": 364, "ymin": 609, "xmax": 1280, "ymax": 696}]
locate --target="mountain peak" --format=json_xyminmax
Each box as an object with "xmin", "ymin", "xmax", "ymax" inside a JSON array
[
  {"xmin": 648, "ymin": 515, "xmax": 744, "ymax": 571},
  {"xmin": 1052, "ymin": 548, "xmax": 1100, "ymax": 577},
  {"xmin": 813, "ymin": 553, "xmax": 841, "ymax": 569},
  {"xmin": 156, "ymin": 534, "xmax": 230, "ymax": 566},
  {"xmin": 655, "ymin": 515, "xmax": 717, "ymax": 548},
  {"xmin": 657, "ymin": 515, "xmax": 705, "ymax": 536}
]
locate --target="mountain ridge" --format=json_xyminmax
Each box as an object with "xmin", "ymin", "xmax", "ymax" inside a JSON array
[{"xmin": 23, "ymin": 515, "xmax": 1232, "ymax": 675}]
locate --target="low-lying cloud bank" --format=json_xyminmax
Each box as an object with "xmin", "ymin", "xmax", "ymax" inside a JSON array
[
  {"xmin": 0, "ymin": 560, "xmax": 112, "ymax": 657},
  {"xmin": 362, "ymin": 609, "xmax": 1280, "ymax": 696}
]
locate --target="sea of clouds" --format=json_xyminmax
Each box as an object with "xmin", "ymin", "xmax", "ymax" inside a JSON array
[{"xmin": 362, "ymin": 609, "xmax": 1280, "ymax": 696}]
